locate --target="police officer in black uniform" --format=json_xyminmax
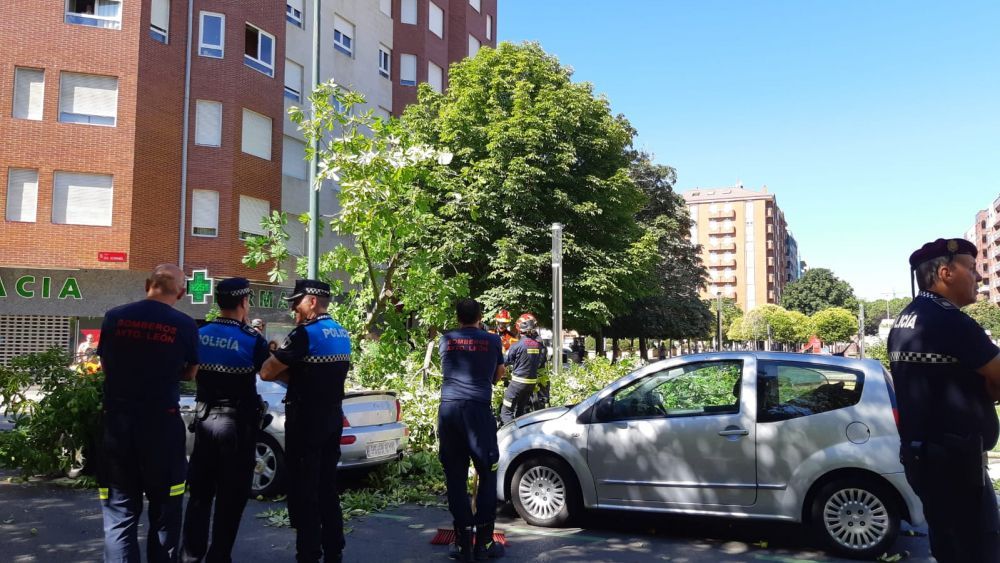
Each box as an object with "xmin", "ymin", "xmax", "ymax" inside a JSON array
[
  {"xmin": 500, "ymin": 314, "xmax": 546, "ymax": 426},
  {"xmin": 97, "ymin": 264, "xmax": 199, "ymax": 562},
  {"xmin": 181, "ymin": 278, "xmax": 269, "ymax": 563},
  {"xmin": 260, "ymin": 280, "xmax": 351, "ymax": 563},
  {"xmin": 889, "ymin": 238, "xmax": 1000, "ymax": 562}
]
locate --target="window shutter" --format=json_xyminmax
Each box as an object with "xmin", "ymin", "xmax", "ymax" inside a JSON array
[
  {"xmin": 241, "ymin": 109, "xmax": 272, "ymax": 160},
  {"xmin": 52, "ymin": 172, "xmax": 113, "ymax": 226},
  {"xmin": 428, "ymin": 62, "xmax": 443, "ymax": 93},
  {"xmin": 239, "ymin": 195, "xmax": 269, "ymax": 236},
  {"xmin": 400, "ymin": 54, "xmax": 416, "ymax": 83},
  {"xmin": 60, "ymin": 73, "xmax": 119, "ymax": 122},
  {"xmin": 282, "ymin": 136, "xmax": 308, "ymax": 180},
  {"xmin": 13, "ymin": 68, "xmax": 44, "ymax": 121},
  {"xmin": 151, "ymin": 0, "xmax": 170, "ymax": 32},
  {"xmin": 401, "ymin": 0, "xmax": 417, "ymax": 24},
  {"xmin": 285, "ymin": 60, "xmax": 303, "ymax": 95},
  {"xmin": 468, "ymin": 35, "xmax": 480, "ymax": 57},
  {"xmin": 6, "ymin": 168, "xmax": 39, "ymax": 222},
  {"xmin": 191, "ymin": 189, "xmax": 219, "ymax": 234},
  {"xmin": 429, "ymin": 2, "xmax": 443, "ymax": 37},
  {"xmin": 195, "ymin": 100, "xmax": 222, "ymax": 146}
]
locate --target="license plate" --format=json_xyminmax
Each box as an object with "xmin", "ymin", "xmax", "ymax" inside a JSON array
[{"xmin": 365, "ymin": 439, "xmax": 396, "ymax": 459}]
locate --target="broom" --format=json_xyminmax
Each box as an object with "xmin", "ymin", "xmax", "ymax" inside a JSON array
[{"xmin": 430, "ymin": 468, "xmax": 507, "ymax": 546}]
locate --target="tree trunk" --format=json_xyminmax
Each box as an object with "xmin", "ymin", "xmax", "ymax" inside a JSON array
[
  {"xmin": 612, "ymin": 338, "xmax": 620, "ymax": 364},
  {"xmin": 639, "ymin": 337, "xmax": 648, "ymax": 362},
  {"xmin": 595, "ymin": 329, "xmax": 605, "ymax": 358}
]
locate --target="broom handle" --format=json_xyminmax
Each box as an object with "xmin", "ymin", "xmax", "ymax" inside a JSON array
[{"xmin": 471, "ymin": 467, "xmax": 479, "ymax": 515}]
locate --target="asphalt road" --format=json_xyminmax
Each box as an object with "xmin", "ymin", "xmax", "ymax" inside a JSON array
[{"xmin": 0, "ymin": 467, "xmax": 933, "ymax": 563}]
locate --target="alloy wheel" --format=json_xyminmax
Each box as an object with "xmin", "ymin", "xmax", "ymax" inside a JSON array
[
  {"xmin": 517, "ymin": 465, "xmax": 567, "ymax": 521},
  {"xmin": 822, "ymin": 486, "xmax": 890, "ymax": 551}
]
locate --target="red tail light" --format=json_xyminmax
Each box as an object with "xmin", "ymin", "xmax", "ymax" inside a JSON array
[
  {"xmin": 342, "ymin": 415, "xmax": 350, "ymax": 428},
  {"xmin": 395, "ymin": 398, "xmax": 402, "ymax": 422},
  {"xmin": 341, "ymin": 435, "xmax": 356, "ymax": 445}
]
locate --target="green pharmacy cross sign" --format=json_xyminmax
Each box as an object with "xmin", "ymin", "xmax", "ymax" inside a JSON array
[{"xmin": 186, "ymin": 270, "xmax": 214, "ymax": 305}]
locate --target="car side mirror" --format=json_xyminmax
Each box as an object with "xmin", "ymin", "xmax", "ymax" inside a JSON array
[{"xmin": 594, "ymin": 395, "xmax": 614, "ymax": 422}]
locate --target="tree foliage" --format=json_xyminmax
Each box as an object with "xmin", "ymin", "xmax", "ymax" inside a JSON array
[
  {"xmin": 964, "ymin": 300, "xmax": 1000, "ymax": 337},
  {"xmin": 810, "ymin": 307, "xmax": 858, "ymax": 343},
  {"xmin": 706, "ymin": 297, "xmax": 742, "ymax": 341},
  {"xmin": 728, "ymin": 304, "xmax": 812, "ymax": 345},
  {"xmin": 403, "ymin": 42, "xmax": 657, "ymax": 331},
  {"xmin": 780, "ymin": 268, "xmax": 858, "ymax": 316},
  {"xmin": 860, "ymin": 297, "xmax": 911, "ymax": 336}
]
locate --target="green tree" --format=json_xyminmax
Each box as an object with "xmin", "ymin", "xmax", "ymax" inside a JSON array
[
  {"xmin": 403, "ymin": 42, "xmax": 657, "ymax": 332},
  {"xmin": 811, "ymin": 307, "xmax": 858, "ymax": 344},
  {"xmin": 780, "ymin": 268, "xmax": 858, "ymax": 316},
  {"xmin": 964, "ymin": 300, "xmax": 1000, "ymax": 337},
  {"xmin": 727, "ymin": 315, "xmax": 747, "ymax": 341},
  {"xmin": 706, "ymin": 297, "xmax": 742, "ymax": 342},
  {"xmin": 861, "ymin": 297, "xmax": 911, "ymax": 335}
]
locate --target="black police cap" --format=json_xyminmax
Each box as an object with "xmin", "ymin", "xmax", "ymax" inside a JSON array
[
  {"xmin": 215, "ymin": 277, "xmax": 252, "ymax": 298},
  {"xmin": 908, "ymin": 238, "xmax": 978, "ymax": 269},
  {"xmin": 282, "ymin": 279, "xmax": 331, "ymax": 301}
]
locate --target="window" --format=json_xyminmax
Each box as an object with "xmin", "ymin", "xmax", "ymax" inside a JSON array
[
  {"xmin": 429, "ymin": 2, "xmax": 443, "ymax": 38},
  {"xmin": 469, "ymin": 0, "xmax": 481, "ymax": 12},
  {"xmin": 13, "ymin": 68, "xmax": 44, "ymax": 121},
  {"xmin": 285, "ymin": 59, "xmax": 303, "ymax": 101},
  {"xmin": 757, "ymin": 361, "xmax": 864, "ymax": 423},
  {"xmin": 401, "ymin": 0, "xmax": 417, "ymax": 24},
  {"xmin": 378, "ymin": 46, "xmax": 391, "ymax": 79},
  {"xmin": 194, "ymin": 100, "xmax": 222, "ymax": 147},
  {"xmin": 400, "ymin": 54, "xmax": 416, "ymax": 86},
  {"xmin": 427, "ymin": 61, "xmax": 443, "ymax": 93},
  {"xmin": 379, "ymin": 0, "xmax": 392, "ymax": 18},
  {"xmin": 59, "ymin": 72, "xmax": 118, "ymax": 126},
  {"xmin": 241, "ymin": 108, "xmax": 272, "ymax": 160},
  {"xmin": 468, "ymin": 34, "xmax": 480, "ymax": 57},
  {"xmin": 286, "ymin": 0, "xmax": 303, "ymax": 28},
  {"xmin": 150, "ymin": 0, "xmax": 169, "ymax": 43},
  {"xmin": 598, "ymin": 361, "xmax": 743, "ymax": 421},
  {"xmin": 245, "ymin": 24, "xmax": 275, "ymax": 76},
  {"xmin": 282, "ymin": 136, "xmax": 307, "ymax": 180},
  {"xmin": 486, "ymin": 15, "xmax": 492, "ymax": 40},
  {"xmin": 238, "ymin": 195, "xmax": 269, "ymax": 240},
  {"xmin": 6, "ymin": 169, "xmax": 39, "ymax": 223},
  {"xmin": 65, "ymin": 0, "xmax": 122, "ymax": 30},
  {"xmin": 52, "ymin": 172, "xmax": 113, "ymax": 226},
  {"xmin": 199, "ymin": 12, "xmax": 225, "ymax": 58},
  {"xmin": 191, "ymin": 189, "xmax": 219, "ymax": 237},
  {"xmin": 333, "ymin": 16, "xmax": 354, "ymax": 57}
]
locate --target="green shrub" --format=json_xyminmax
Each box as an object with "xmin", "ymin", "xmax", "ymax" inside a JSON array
[
  {"xmin": 866, "ymin": 341, "xmax": 890, "ymax": 370},
  {"xmin": 549, "ymin": 356, "xmax": 641, "ymax": 407}
]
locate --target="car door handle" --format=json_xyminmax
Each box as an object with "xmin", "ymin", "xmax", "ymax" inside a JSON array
[{"xmin": 718, "ymin": 428, "xmax": 749, "ymax": 437}]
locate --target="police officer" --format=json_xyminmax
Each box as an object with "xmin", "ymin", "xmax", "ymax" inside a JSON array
[
  {"xmin": 500, "ymin": 314, "xmax": 546, "ymax": 426},
  {"xmin": 96, "ymin": 264, "xmax": 199, "ymax": 562},
  {"xmin": 260, "ymin": 280, "xmax": 350, "ymax": 563},
  {"xmin": 181, "ymin": 278, "xmax": 269, "ymax": 563},
  {"xmin": 439, "ymin": 298, "xmax": 506, "ymax": 561},
  {"xmin": 889, "ymin": 238, "xmax": 1000, "ymax": 562}
]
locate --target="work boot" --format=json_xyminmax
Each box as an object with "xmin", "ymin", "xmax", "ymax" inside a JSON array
[
  {"xmin": 474, "ymin": 522, "xmax": 505, "ymax": 560},
  {"xmin": 449, "ymin": 525, "xmax": 474, "ymax": 562}
]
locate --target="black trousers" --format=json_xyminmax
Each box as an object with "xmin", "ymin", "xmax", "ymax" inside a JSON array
[
  {"xmin": 499, "ymin": 381, "xmax": 534, "ymax": 425},
  {"xmin": 438, "ymin": 400, "xmax": 499, "ymax": 528},
  {"xmin": 181, "ymin": 408, "xmax": 256, "ymax": 563},
  {"xmin": 285, "ymin": 405, "xmax": 344, "ymax": 563}
]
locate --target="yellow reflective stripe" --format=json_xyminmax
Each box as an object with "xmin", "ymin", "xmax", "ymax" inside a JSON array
[
  {"xmin": 169, "ymin": 483, "xmax": 186, "ymax": 497},
  {"xmin": 511, "ymin": 376, "xmax": 537, "ymax": 384},
  {"xmin": 98, "ymin": 487, "xmax": 109, "ymax": 500},
  {"xmin": 527, "ymin": 349, "xmax": 540, "ymax": 354},
  {"xmin": 501, "ymin": 399, "xmax": 513, "ymax": 407}
]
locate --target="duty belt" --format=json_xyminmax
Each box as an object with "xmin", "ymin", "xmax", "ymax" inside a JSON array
[{"xmin": 511, "ymin": 375, "xmax": 537, "ymax": 384}]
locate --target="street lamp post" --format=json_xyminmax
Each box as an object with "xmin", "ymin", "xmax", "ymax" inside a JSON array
[
  {"xmin": 552, "ymin": 224, "xmax": 564, "ymax": 379},
  {"xmin": 716, "ymin": 292, "xmax": 722, "ymax": 351},
  {"xmin": 306, "ymin": 0, "xmax": 322, "ymax": 279}
]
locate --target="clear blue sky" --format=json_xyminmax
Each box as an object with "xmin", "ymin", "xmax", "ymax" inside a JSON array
[{"xmin": 499, "ymin": 1, "xmax": 999, "ymax": 300}]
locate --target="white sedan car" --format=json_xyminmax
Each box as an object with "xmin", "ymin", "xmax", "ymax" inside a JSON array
[
  {"xmin": 497, "ymin": 352, "xmax": 924, "ymax": 559},
  {"xmin": 181, "ymin": 377, "xmax": 408, "ymax": 496}
]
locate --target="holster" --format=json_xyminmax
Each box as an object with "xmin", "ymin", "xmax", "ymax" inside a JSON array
[
  {"xmin": 903, "ymin": 432, "xmax": 985, "ymax": 487},
  {"xmin": 257, "ymin": 394, "xmax": 272, "ymax": 430}
]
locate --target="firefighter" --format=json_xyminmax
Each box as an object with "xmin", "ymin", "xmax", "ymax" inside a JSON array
[
  {"xmin": 500, "ymin": 314, "xmax": 546, "ymax": 425},
  {"xmin": 490, "ymin": 309, "xmax": 518, "ymax": 353}
]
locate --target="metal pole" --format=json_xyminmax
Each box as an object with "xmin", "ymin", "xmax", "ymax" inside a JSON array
[
  {"xmin": 306, "ymin": 0, "xmax": 322, "ymax": 279},
  {"xmin": 859, "ymin": 302, "xmax": 866, "ymax": 358},
  {"xmin": 716, "ymin": 293, "xmax": 722, "ymax": 351},
  {"xmin": 178, "ymin": 0, "xmax": 194, "ymax": 268},
  {"xmin": 552, "ymin": 224, "xmax": 563, "ymax": 379}
]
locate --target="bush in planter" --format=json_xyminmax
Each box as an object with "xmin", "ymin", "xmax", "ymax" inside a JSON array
[{"xmin": 0, "ymin": 349, "xmax": 103, "ymax": 477}]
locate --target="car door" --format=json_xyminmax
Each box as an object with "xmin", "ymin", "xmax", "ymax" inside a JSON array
[{"xmin": 587, "ymin": 357, "xmax": 757, "ymax": 507}]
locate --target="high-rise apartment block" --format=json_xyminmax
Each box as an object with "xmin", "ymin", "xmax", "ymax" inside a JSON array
[
  {"xmin": 964, "ymin": 196, "xmax": 999, "ymax": 303},
  {"xmin": 0, "ymin": 0, "xmax": 496, "ymax": 362},
  {"xmin": 682, "ymin": 184, "xmax": 800, "ymax": 311}
]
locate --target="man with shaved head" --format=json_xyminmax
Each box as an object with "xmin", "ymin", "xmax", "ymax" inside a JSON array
[{"xmin": 97, "ymin": 263, "xmax": 199, "ymax": 562}]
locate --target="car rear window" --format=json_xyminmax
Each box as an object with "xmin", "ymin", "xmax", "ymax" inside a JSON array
[{"xmin": 757, "ymin": 361, "xmax": 864, "ymax": 422}]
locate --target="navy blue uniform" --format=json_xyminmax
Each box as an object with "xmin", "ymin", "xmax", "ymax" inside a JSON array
[
  {"xmin": 97, "ymin": 299, "xmax": 199, "ymax": 562},
  {"xmin": 500, "ymin": 335, "xmax": 546, "ymax": 425},
  {"xmin": 181, "ymin": 318, "xmax": 268, "ymax": 563},
  {"xmin": 272, "ymin": 315, "xmax": 351, "ymax": 563},
  {"xmin": 438, "ymin": 328, "xmax": 504, "ymax": 529},
  {"xmin": 889, "ymin": 290, "xmax": 1000, "ymax": 562}
]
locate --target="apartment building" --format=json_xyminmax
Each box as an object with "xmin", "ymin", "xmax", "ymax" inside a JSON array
[
  {"xmin": 682, "ymin": 184, "xmax": 794, "ymax": 311},
  {"xmin": 965, "ymin": 200, "xmax": 999, "ymax": 303},
  {"xmin": 0, "ymin": 0, "xmax": 495, "ymax": 362}
]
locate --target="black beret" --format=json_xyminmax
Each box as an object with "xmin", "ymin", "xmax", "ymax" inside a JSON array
[
  {"xmin": 215, "ymin": 277, "xmax": 251, "ymax": 297},
  {"xmin": 908, "ymin": 238, "xmax": 978, "ymax": 269},
  {"xmin": 283, "ymin": 279, "xmax": 331, "ymax": 301}
]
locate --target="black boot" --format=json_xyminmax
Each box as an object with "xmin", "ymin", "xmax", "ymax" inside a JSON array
[
  {"xmin": 474, "ymin": 522, "xmax": 505, "ymax": 560},
  {"xmin": 449, "ymin": 525, "xmax": 474, "ymax": 562}
]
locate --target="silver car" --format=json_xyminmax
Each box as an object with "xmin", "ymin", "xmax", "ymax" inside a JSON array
[
  {"xmin": 181, "ymin": 377, "xmax": 408, "ymax": 496},
  {"xmin": 497, "ymin": 352, "xmax": 925, "ymax": 559}
]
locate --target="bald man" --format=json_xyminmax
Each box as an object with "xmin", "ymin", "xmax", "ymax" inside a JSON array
[{"xmin": 97, "ymin": 264, "xmax": 199, "ymax": 562}]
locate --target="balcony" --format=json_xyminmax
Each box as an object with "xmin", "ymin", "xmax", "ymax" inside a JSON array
[
  {"xmin": 709, "ymin": 258, "xmax": 737, "ymax": 268},
  {"xmin": 712, "ymin": 242, "xmax": 737, "ymax": 251},
  {"xmin": 710, "ymin": 209, "xmax": 736, "ymax": 219}
]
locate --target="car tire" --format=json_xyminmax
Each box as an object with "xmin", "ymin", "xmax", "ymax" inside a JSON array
[
  {"xmin": 810, "ymin": 477, "xmax": 900, "ymax": 560},
  {"xmin": 511, "ymin": 455, "xmax": 580, "ymax": 527},
  {"xmin": 251, "ymin": 432, "xmax": 285, "ymax": 498}
]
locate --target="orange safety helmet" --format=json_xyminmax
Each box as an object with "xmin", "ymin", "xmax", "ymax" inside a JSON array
[
  {"xmin": 516, "ymin": 313, "xmax": 537, "ymax": 333},
  {"xmin": 495, "ymin": 309, "xmax": 512, "ymax": 323}
]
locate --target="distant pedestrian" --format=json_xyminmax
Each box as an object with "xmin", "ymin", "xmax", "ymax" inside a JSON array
[
  {"xmin": 260, "ymin": 280, "xmax": 351, "ymax": 563},
  {"xmin": 181, "ymin": 278, "xmax": 269, "ymax": 563},
  {"xmin": 250, "ymin": 318, "xmax": 266, "ymax": 336},
  {"xmin": 438, "ymin": 298, "xmax": 506, "ymax": 561},
  {"xmin": 96, "ymin": 264, "xmax": 199, "ymax": 562},
  {"xmin": 890, "ymin": 238, "xmax": 1000, "ymax": 562}
]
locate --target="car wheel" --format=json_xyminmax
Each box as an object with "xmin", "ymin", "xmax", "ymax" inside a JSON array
[
  {"xmin": 511, "ymin": 455, "xmax": 580, "ymax": 527},
  {"xmin": 810, "ymin": 478, "xmax": 900, "ymax": 559},
  {"xmin": 251, "ymin": 433, "xmax": 285, "ymax": 498}
]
